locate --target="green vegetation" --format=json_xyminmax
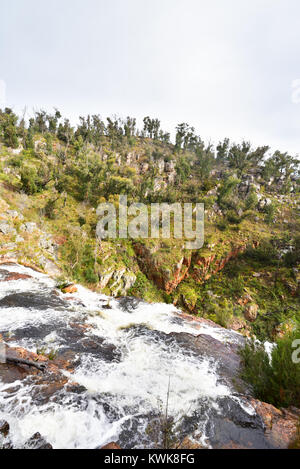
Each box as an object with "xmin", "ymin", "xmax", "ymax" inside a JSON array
[
  {"xmin": 289, "ymin": 422, "xmax": 300, "ymax": 449},
  {"xmin": 36, "ymin": 346, "xmax": 59, "ymax": 361},
  {"xmin": 240, "ymin": 329, "xmax": 300, "ymax": 408},
  {"xmin": 0, "ymin": 105, "xmax": 299, "ymax": 417},
  {"xmin": 0, "ymin": 106, "xmax": 299, "ymax": 334},
  {"xmin": 188, "ymin": 239, "xmax": 300, "ymax": 340},
  {"xmin": 128, "ymin": 272, "xmax": 165, "ymax": 303}
]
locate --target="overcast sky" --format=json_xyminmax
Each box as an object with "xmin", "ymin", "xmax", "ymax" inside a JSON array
[{"xmin": 1, "ymin": 0, "xmax": 300, "ymax": 155}]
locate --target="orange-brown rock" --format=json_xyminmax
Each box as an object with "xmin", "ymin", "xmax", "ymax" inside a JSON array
[
  {"xmin": 0, "ymin": 346, "xmax": 48, "ymax": 384},
  {"xmin": 244, "ymin": 303, "xmax": 259, "ymax": 322},
  {"xmin": 0, "ymin": 272, "xmax": 32, "ymax": 282},
  {"xmin": 22, "ymin": 262, "xmax": 44, "ymax": 273},
  {"xmin": 0, "ymin": 257, "xmax": 18, "ymax": 265},
  {"xmin": 133, "ymin": 241, "xmax": 260, "ymax": 294},
  {"xmin": 228, "ymin": 317, "xmax": 247, "ymax": 332},
  {"xmin": 53, "ymin": 235, "xmax": 67, "ymax": 246},
  {"xmin": 237, "ymin": 293, "xmax": 253, "ymax": 307},
  {"xmin": 99, "ymin": 442, "xmax": 121, "ymax": 449},
  {"xmin": 274, "ymin": 320, "xmax": 297, "ymax": 339},
  {"xmin": 0, "ymin": 258, "xmax": 44, "ymax": 274},
  {"xmin": 177, "ymin": 437, "xmax": 204, "ymax": 449},
  {"xmin": 250, "ymin": 399, "xmax": 300, "ymax": 449},
  {"xmin": 192, "ymin": 245, "xmax": 247, "ymax": 284},
  {"xmin": 133, "ymin": 243, "xmax": 192, "ymax": 294},
  {"xmin": 61, "ymin": 284, "xmax": 78, "ymax": 294},
  {"xmin": 220, "ymin": 442, "xmax": 250, "ymax": 449},
  {"xmin": 0, "ymin": 345, "xmax": 74, "ymax": 385}
]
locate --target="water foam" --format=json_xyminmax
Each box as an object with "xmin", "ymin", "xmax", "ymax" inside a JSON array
[{"xmin": 0, "ymin": 264, "xmax": 252, "ymax": 449}]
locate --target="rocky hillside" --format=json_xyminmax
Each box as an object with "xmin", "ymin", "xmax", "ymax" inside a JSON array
[{"xmin": 0, "ymin": 109, "xmax": 299, "ymax": 343}]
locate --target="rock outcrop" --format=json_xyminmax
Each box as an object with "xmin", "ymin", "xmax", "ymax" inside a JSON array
[
  {"xmin": 133, "ymin": 242, "xmax": 192, "ymax": 293},
  {"xmin": 249, "ymin": 399, "xmax": 300, "ymax": 449},
  {"xmin": 23, "ymin": 433, "xmax": 53, "ymax": 450},
  {"xmin": 0, "ymin": 420, "xmax": 9, "ymax": 437},
  {"xmin": 61, "ymin": 284, "xmax": 78, "ymax": 294},
  {"xmin": 0, "ymin": 422, "xmax": 53, "ymax": 450},
  {"xmin": 244, "ymin": 303, "xmax": 259, "ymax": 322},
  {"xmin": 191, "ymin": 244, "xmax": 248, "ymax": 284},
  {"xmin": 99, "ymin": 442, "xmax": 121, "ymax": 450},
  {"xmin": 133, "ymin": 241, "xmax": 258, "ymax": 294}
]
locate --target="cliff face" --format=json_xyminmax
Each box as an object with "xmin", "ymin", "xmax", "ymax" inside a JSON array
[
  {"xmin": 133, "ymin": 242, "xmax": 192, "ymax": 293},
  {"xmin": 191, "ymin": 242, "xmax": 260, "ymax": 283},
  {"xmin": 133, "ymin": 240, "xmax": 257, "ymax": 294}
]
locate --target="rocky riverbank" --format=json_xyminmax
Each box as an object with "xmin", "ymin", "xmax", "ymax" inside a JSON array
[{"xmin": 0, "ymin": 263, "xmax": 299, "ymax": 449}]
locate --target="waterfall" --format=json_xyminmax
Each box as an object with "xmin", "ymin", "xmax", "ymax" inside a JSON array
[{"xmin": 0, "ymin": 264, "xmax": 268, "ymax": 449}]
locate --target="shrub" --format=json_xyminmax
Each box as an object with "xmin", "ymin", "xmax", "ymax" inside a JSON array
[
  {"xmin": 227, "ymin": 210, "xmax": 243, "ymax": 225},
  {"xmin": 214, "ymin": 299, "xmax": 234, "ymax": 328},
  {"xmin": 264, "ymin": 203, "xmax": 277, "ymax": 224},
  {"xmin": 20, "ymin": 165, "xmax": 39, "ymax": 194},
  {"xmin": 177, "ymin": 283, "xmax": 198, "ymax": 310},
  {"xmin": 240, "ymin": 329, "xmax": 300, "ymax": 408},
  {"xmin": 152, "ymin": 149, "xmax": 164, "ymax": 161},
  {"xmin": 245, "ymin": 191, "xmax": 258, "ymax": 210},
  {"xmin": 217, "ymin": 176, "xmax": 240, "ymax": 209},
  {"xmin": 217, "ymin": 219, "xmax": 229, "ymax": 231},
  {"xmin": 244, "ymin": 240, "xmax": 279, "ymax": 265},
  {"xmin": 62, "ymin": 238, "xmax": 98, "ymax": 284},
  {"xmin": 128, "ymin": 272, "xmax": 149, "ymax": 298},
  {"xmin": 228, "ymin": 274, "xmax": 245, "ymax": 297},
  {"xmin": 284, "ymin": 236, "xmax": 300, "ymax": 267},
  {"xmin": 44, "ymin": 198, "xmax": 59, "ymax": 219},
  {"xmin": 105, "ymin": 175, "xmax": 135, "ymax": 195}
]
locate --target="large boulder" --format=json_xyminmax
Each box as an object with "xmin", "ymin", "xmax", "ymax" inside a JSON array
[
  {"xmin": 258, "ymin": 198, "xmax": 272, "ymax": 211},
  {"xmin": 39, "ymin": 234, "xmax": 58, "ymax": 256},
  {"xmin": 0, "ymin": 221, "xmax": 17, "ymax": 236},
  {"xmin": 23, "ymin": 433, "xmax": 53, "ymax": 449},
  {"xmin": 165, "ymin": 161, "xmax": 175, "ymax": 173},
  {"xmin": 244, "ymin": 303, "xmax": 259, "ymax": 322},
  {"xmin": 6, "ymin": 210, "xmax": 24, "ymax": 220},
  {"xmin": 61, "ymin": 284, "xmax": 78, "ymax": 294},
  {"xmin": 249, "ymin": 400, "xmax": 300, "ymax": 449},
  {"xmin": 98, "ymin": 268, "xmax": 136, "ymax": 297},
  {"xmin": 37, "ymin": 255, "xmax": 61, "ymax": 276},
  {"xmin": 20, "ymin": 222, "xmax": 38, "ymax": 233}
]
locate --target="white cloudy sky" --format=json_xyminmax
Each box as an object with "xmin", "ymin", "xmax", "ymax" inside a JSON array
[{"xmin": 1, "ymin": 0, "xmax": 300, "ymax": 155}]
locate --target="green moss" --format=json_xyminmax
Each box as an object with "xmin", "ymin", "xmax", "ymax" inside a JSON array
[
  {"xmin": 128, "ymin": 272, "xmax": 164, "ymax": 303},
  {"xmin": 176, "ymin": 283, "xmax": 198, "ymax": 310}
]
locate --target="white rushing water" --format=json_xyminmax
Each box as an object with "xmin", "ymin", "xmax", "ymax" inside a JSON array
[{"xmin": 0, "ymin": 263, "xmax": 253, "ymax": 449}]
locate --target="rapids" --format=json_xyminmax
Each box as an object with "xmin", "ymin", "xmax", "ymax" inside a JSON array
[{"xmin": 0, "ymin": 263, "xmax": 271, "ymax": 449}]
